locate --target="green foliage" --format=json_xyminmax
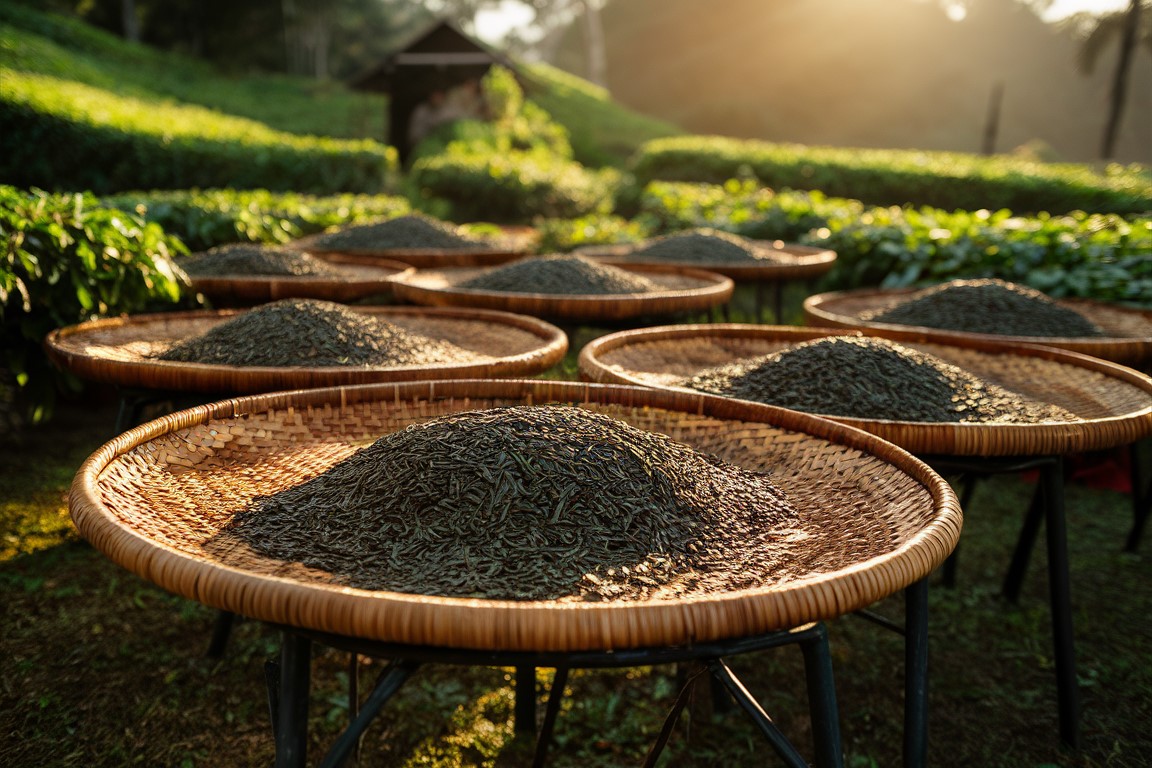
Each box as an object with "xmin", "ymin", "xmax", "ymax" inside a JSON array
[
  {"xmin": 634, "ymin": 180, "xmax": 1152, "ymax": 306},
  {"xmin": 522, "ymin": 63, "xmax": 682, "ymax": 168},
  {"xmin": 631, "ymin": 136, "xmax": 1152, "ymax": 216},
  {"xmin": 408, "ymin": 153, "xmax": 618, "ymax": 223},
  {"xmin": 101, "ymin": 189, "xmax": 412, "ymax": 252},
  {"xmin": 535, "ymin": 214, "xmax": 650, "ymax": 253},
  {"xmin": 0, "ymin": 186, "xmax": 191, "ymax": 421},
  {"xmin": 0, "ymin": 71, "xmax": 397, "ymax": 195},
  {"xmin": 0, "ymin": 2, "xmax": 388, "ymax": 138},
  {"xmin": 406, "ymin": 67, "xmax": 615, "ymax": 223}
]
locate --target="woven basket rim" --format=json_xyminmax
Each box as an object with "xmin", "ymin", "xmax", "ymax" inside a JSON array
[
  {"xmin": 803, "ymin": 287, "xmax": 1152, "ymax": 365},
  {"xmin": 577, "ymin": 323, "xmax": 1152, "ymax": 457},
  {"xmin": 69, "ymin": 379, "xmax": 961, "ymax": 651},
  {"xmin": 43, "ymin": 306, "xmax": 568, "ymax": 393}
]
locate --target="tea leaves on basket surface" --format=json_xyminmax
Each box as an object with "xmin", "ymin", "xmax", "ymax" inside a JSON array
[
  {"xmin": 867, "ymin": 278, "xmax": 1105, "ymax": 338},
  {"xmin": 226, "ymin": 405, "xmax": 802, "ymax": 601},
  {"xmin": 630, "ymin": 229, "xmax": 783, "ymax": 265},
  {"xmin": 459, "ymin": 255, "xmax": 658, "ymax": 295},
  {"xmin": 312, "ymin": 214, "xmax": 485, "ymax": 251},
  {"xmin": 685, "ymin": 336, "xmax": 1079, "ymax": 423},
  {"xmin": 156, "ymin": 299, "xmax": 480, "ymax": 367},
  {"xmin": 180, "ymin": 243, "xmax": 348, "ymax": 278}
]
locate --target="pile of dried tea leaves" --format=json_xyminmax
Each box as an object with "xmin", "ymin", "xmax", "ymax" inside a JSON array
[
  {"xmin": 227, "ymin": 405, "xmax": 802, "ymax": 601},
  {"xmin": 459, "ymin": 255, "xmax": 659, "ymax": 295},
  {"xmin": 311, "ymin": 214, "xmax": 485, "ymax": 251},
  {"xmin": 867, "ymin": 279, "xmax": 1104, "ymax": 337},
  {"xmin": 685, "ymin": 336, "xmax": 1079, "ymax": 423},
  {"xmin": 157, "ymin": 299, "xmax": 480, "ymax": 367},
  {"xmin": 630, "ymin": 229, "xmax": 782, "ymax": 265},
  {"xmin": 181, "ymin": 243, "xmax": 348, "ymax": 278}
]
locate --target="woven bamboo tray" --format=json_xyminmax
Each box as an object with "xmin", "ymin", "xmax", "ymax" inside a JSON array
[
  {"xmin": 186, "ymin": 255, "xmax": 414, "ymax": 305},
  {"xmin": 297, "ymin": 226, "xmax": 534, "ymax": 269},
  {"xmin": 803, "ymin": 287, "xmax": 1152, "ymax": 367},
  {"xmin": 579, "ymin": 240, "xmax": 837, "ymax": 282},
  {"xmin": 391, "ymin": 264, "xmax": 734, "ymax": 322},
  {"xmin": 70, "ymin": 379, "xmax": 960, "ymax": 652},
  {"xmin": 578, "ymin": 325, "xmax": 1152, "ymax": 457},
  {"xmin": 44, "ymin": 306, "xmax": 567, "ymax": 394}
]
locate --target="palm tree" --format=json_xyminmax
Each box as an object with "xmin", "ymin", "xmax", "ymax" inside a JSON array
[{"xmin": 1063, "ymin": 0, "xmax": 1152, "ymax": 160}]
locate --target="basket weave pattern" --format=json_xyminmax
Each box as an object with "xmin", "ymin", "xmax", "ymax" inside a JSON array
[{"xmin": 71, "ymin": 381, "xmax": 960, "ymax": 651}]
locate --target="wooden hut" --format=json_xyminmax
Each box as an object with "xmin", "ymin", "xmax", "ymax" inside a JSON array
[{"xmin": 350, "ymin": 18, "xmax": 516, "ymax": 165}]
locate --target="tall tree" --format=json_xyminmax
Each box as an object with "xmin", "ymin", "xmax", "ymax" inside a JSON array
[{"xmin": 1063, "ymin": 0, "xmax": 1151, "ymax": 160}]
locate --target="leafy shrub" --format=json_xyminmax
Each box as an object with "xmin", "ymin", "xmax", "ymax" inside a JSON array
[
  {"xmin": 101, "ymin": 189, "xmax": 411, "ymax": 251},
  {"xmin": 408, "ymin": 153, "xmax": 617, "ymax": 223},
  {"xmin": 0, "ymin": 71, "xmax": 397, "ymax": 195},
  {"xmin": 535, "ymin": 214, "xmax": 650, "ymax": 253},
  {"xmin": 629, "ymin": 179, "xmax": 1152, "ymax": 307},
  {"xmin": 631, "ymin": 136, "xmax": 1152, "ymax": 216},
  {"xmin": 0, "ymin": 186, "xmax": 192, "ymax": 422},
  {"xmin": 406, "ymin": 67, "xmax": 615, "ymax": 222}
]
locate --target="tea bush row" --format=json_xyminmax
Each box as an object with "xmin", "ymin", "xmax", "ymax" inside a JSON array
[
  {"xmin": 0, "ymin": 72, "xmax": 397, "ymax": 195},
  {"xmin": 542, "ymin": 179, "xmax": 1152, "ymax": 307},
  {"xmin": 405, "ymin": 67, "xmax": 617, "ymax": 222},
  {"xmin": 101, "ymin": 189, "xmax": 412, "ymax": 252},
  {"xmin": 0, "ymin": 186, "xmax": 191, "ymax": 421},
  {"xmin": 630, "ymin": 136, "xmax": 1152, "ymax": 217}
]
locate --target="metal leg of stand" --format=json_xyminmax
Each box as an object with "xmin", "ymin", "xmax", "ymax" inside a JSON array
[
  {"xmin": 708, "ymin": 658, "xmax": 813, "ymax": 768},
  {"xmin": 641, "ymin": 665, "xmax": 705, "ymax": 768},
  {"xmin": 514, "ymin": 665, "xmax": 537, "ymax": 736},
  {"xmin": 274, "ymin": 632, "xmax": 312, "ymax": 768},
  {"xmin": 799, "ymin": 623, "xmax": 844, "ymax": 768},
  {"xmin": 1126, "ymin": 441, "xmax": 1150, "ymax": 552},
  {"xmin": 903, "ymin": 580, "xmax": 929, "ymax": 768},
  {"xmin": 533, "ymin": 666, "xmax": 570, "ymax": 768},
  {"xmin": 1002, "ymin": 466, "xmax": 1050, "ymax": 603},
  {"xmin": 317, "ymin": 659, "xmax": 419, "ymax": 768},
  {"xmin": 1040, "ymin": 460, "xmax": 1081, "ymax": 749},
  {"xmin": 206, "ymin": 611, "xmax": 236, "ymax": 658}
]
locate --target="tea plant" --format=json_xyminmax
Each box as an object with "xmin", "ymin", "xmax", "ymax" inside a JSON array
[{"xmin": 0, "ymin": 186, "xmax": 190, "ymax": 421}]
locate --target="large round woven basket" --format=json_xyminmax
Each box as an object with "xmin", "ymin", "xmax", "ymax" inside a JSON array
[
  {"xmin": 297, "ymin": 226, "xmax": 534, "ymax": 269},
  {"xmin": 803, "ymin": 287, "xmax": 1152, "ymax": 368},
  {"xmin": 186, "ymin": 255, "xmax": 413, "ymax": 306},
  {"xmin": 579, "ymin": 240, "xmax": 837, "ymax": 283},
  {"xmin": 391, "ymin": 263, "xmax": 734, "ymax": 322},
  {"xmin": 70, "ymin": 379, "xmax": 960, "ymax": 652},
  {"xmin": 578, "ymin": 324, "xmax": 1152, "ymax": 457},
  {"xmin": 44, "ymin": 306, "xmax": 567, "ymax": 394}
]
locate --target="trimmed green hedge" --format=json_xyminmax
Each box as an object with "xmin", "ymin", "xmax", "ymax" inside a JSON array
[
  {"xmin": 0, "ymin": 72, "xmax": 397, "ymax": 195},
  {"xmin": 408, "ymin": 153, "xmax": 617, "ymax": 223},
  {"xmin": 405, "ymin": 67, "xmax": 617, "ymax": 223},
  {"xmin": 101, "ymin": 189, "xmax": 412, "ymax": 252},
  {"xmin": 1, "ymin": 185, "xmax": 191, "ymax": 421},
  {"xmin": 632, "ymin": 180, "xmax": 1152, "ymax": 307},
  {"xmin": 630, "ymin": 136, "xmax": 1152, "ymax": 217}
]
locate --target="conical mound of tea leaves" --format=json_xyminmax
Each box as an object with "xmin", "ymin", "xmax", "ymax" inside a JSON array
[
  {"xmin": 459, "ymin": 255, "xmax": 659, "ymax": 295},
  {"xmin": 227, "ymin": 405, "xmax": 801, "ymax": 601},
  {"xmin": 685, "ymin": 336, "xmax": 1078, "ymax": 423},
  {"xmin": 181, "ymin": 243, "xmax": 346, "ymax": 277},
  {"xmin": 631, "ymin": 229, "xmax": 779, "ymax": 264},
  {"xmin": 157, "ymin": 299, "xmax": 480, "ymax": 367},
  {"xmin": 867, "ymin": 279, "xmax": 1104, "ymax": 337},
  {"xmin": 312, "ymin": 214, "xmax": 485, "ymax": 250}
]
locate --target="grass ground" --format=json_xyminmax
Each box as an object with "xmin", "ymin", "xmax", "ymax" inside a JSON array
[{"xmin": 2, "ymin": 308, "xmax": 1150, "ymax": 766}]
